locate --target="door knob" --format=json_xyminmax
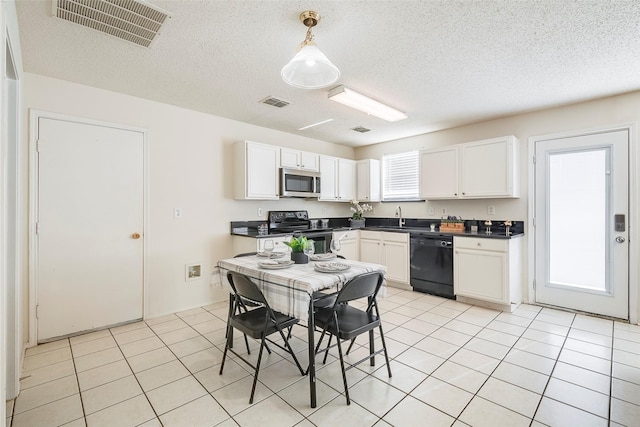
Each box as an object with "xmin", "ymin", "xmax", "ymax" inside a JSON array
[
  {"xmin": 132, "ymin": 233, "xmax": 141, "ymax": 239},
  {"xmin": 615, "ymin": 236, "xmax": 625, "ymax": 243}
]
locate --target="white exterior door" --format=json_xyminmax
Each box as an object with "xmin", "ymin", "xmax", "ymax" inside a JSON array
[
  {"xmin": 37, "ymin": 117, "xmax": 144, "ymax": 341},
  {"xmin": 534, "ymin": 129, "xmax": 629, "ymax": 319}
]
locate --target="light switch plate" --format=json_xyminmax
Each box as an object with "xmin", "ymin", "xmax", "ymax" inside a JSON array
[
  {"xmin": 428, "ymin": 207, "xmax": 435, "ymax": 216},
  {"xmin": 488, "ymin": 205, "xmax": 496, "ymax": 215},
  {"xmin": 174, "ymin": 207, "xmax": 182, "ymax": 218}
]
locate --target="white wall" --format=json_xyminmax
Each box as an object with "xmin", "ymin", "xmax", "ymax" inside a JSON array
[
  {"xmin": 355, "ymin": 91, "xmax": 640, "ymax": 321},
  {"xmin": 22, "ymin": 73, "xmax": 355, "ymax": 327},
  {"xmin": 3, "ymin": 0, "xmax": 24, "ymax": 410},
  {"xmin": 20, "ymin": 72, "xmax": 640, "ymax": 343}
]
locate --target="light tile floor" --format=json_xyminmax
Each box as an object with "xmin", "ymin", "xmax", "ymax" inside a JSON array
[{"xmin": 7, "ymin": 288, "xmax": 640, "ymax": 427}]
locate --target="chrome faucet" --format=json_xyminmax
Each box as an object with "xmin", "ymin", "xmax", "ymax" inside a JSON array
[{"xmin": 396, "ymin": 205, "xmax": 405, "ymax": 227}]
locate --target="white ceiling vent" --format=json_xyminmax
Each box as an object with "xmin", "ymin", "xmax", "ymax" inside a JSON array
[
  {"xmin": 260, "ymin": 96, "xmax": 290, "ymax": 108},
  {"xmin": 351, "ymin": 126, "xmax": 371, "ymax": 133},
  {"xmin": 52, "ymin": 0, "xmax": 170, "ymax": 48}
]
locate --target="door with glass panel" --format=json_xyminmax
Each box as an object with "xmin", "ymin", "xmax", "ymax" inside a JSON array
[{"xmin": 534, "ymin": 129, "xmax": 629, "ymax": 319}]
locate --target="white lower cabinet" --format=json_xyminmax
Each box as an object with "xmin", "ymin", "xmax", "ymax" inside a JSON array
[
  {"xmin": 333, "ymin": 230, "xmax": 359, "ymax": 260},
  {"xmin": 360, "ymin": 231, "xmax": 409, "ymax": 287},
  {"xmin": 453, "ymin": 236, "xmax": 522, "ymax": 311}
]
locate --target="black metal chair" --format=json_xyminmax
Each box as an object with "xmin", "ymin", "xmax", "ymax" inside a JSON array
[
  {"xmin": 311, "ymin": 253, "xmax": 347, "ymax": 309},
  {"xmin": 226, "ymin": 252, "xmax": 259, "ymax": 353},
  {"xmin": 220, "ymin": 272, "xmax": 305, "ymax": 404},
  {"xmin": 313, "ymin": 271, "xmax": 391, "ymax": 405}
]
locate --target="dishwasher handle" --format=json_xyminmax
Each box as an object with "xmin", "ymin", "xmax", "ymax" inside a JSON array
[{"xmin": 410, "ymin": 236, "xmax": 453, "ymax": 248}]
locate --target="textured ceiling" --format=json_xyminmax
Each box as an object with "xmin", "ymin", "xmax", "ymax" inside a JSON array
[{"xmin": 14, "ymin": 0, "xmax": 640, "ymax": 147}]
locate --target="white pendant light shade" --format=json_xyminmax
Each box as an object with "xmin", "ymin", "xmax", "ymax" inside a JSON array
[
  {"xmin": 281, "ymin": 11, "xmax": 340, "ymax": 89},
  {"xmin": 281, "ymin": 43, "xmax": 340, "ymax": 89}
]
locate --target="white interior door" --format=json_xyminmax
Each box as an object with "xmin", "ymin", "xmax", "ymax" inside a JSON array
[
  {"xmin": 37, "ymin": 117, "xmax": 144, "ymax": 341},
  {"xmin": 534, "ymin": 130, "xmax": 629, "ymax": 319}
]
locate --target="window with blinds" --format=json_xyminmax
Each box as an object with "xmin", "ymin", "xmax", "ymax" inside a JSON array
[{"xmin": 382, "ymin": 151, "xmax": 420, "ymax": 201}]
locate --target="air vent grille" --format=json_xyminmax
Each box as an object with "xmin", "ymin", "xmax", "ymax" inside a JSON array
[
  {"xmin": 53, "ymin": 0, "xmax": 170, "ymax": 48},
  {"xmin": 260, "ymin": 96, "xmax": 290, "ymax": 108},
  {"xmin": 351, "ymin": 126, "xmax": 371, "ymax": 133}
]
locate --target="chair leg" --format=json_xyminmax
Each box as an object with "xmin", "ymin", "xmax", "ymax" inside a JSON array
[
  {"xmin": 219, "ymin": 324, "xmax": 233, "ymax": 375},
  {"xmin": 335, "ymin": 335, "xmax": 350, "ymax": 405},
  {"xmin": 378, "ymin": 325, "xmax": 392, "ymax": 378},
  {"xmin": 346, "ymin": 338, "xmax": 357, "ymax": 355},
  {"xmin": 369, "ymin": 329, "xmax": 375, "ymax": 367},
  {"xmin": 322, "ymin": 334, "xmax": 333, "ymax": 364},
  {"xmin": 243, "ymin": 334, "xmax": 251, "ymax": 354},
  {"xmin": 277, "ymin": 325, "xmax": 305, "ymax": 375},
  {"xmin": 249, "ymin": 334, "xmax": 267, "ymax": 404}
]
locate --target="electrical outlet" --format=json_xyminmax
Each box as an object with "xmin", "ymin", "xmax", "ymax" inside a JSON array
[
  {"xmin": 428, "ymin": 207, "xmax": 435, "ymax": 216},
  {"xmin": 441, "ymin": 207, "xmax": 447, "ymax": 215},
  {"xmin": 257, "ymin": 207, "xmax": 264, "ymax": 217},
  {"xmin": 174, "ymin": 207, "xmax": 182, "ymax": 218},
  {"xmin": 488, "ymin": 205, "xmax": 496, "ymax": 215}
]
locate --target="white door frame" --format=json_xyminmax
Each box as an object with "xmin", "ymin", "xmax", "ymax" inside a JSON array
[
  {"xmin": 28, "ymin": 110, "xmax": 150, "ymax": 346},
  {"xmin": 528, "ymin": 123, "xmax": 638, "ymax": 324}
]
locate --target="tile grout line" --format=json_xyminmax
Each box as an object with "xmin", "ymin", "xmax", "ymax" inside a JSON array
[
  {"xmin": 529, "ymin": 313, "xmax": 613, "ymax": 424},
  {"xmin": 105, "ymin": 327, "xmax": 165, "ymax": 426},
  {"xmin": 67, "ymin": 337, "xmax": 89, "ymax": 426}
]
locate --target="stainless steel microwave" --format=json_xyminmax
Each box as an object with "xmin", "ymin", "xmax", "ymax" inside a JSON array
[{"xmin": 280, "ymin": 168, "xmax": 321, "ymax": 198}]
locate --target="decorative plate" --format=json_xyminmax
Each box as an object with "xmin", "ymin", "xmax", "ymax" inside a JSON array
[
  {"xmin": 258, "ymin": 260, "xmax": 294, "ymax": 269},
  {"xmin": 309, "ymin": 253, "xmax": 337, "ymax": 261},
  {"xmin": 313, "ymin": 262, "xmax": 351, "ymax": 273},
  {"xmin": 256, "ymin": 252, "xmax": 286, "ymax": 259}
]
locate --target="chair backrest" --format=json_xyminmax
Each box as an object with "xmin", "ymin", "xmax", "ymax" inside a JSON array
[
  {"xmin": 227, "ymin": 272, "xmax": 268, "ymax": 306},
  {"xmin": 334, "ymin": 271, "xmax": 384, "ymax": 306}
]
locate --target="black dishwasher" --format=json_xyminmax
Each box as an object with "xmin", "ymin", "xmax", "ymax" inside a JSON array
[{"xmin": 410, "ymin": 234, "xmax": 455, "ymax": 299}]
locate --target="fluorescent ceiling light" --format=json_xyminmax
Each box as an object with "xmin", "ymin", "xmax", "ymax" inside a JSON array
[
  {"xmin": 328, "ymin": 86, "xmax": 408, "ymax": 122},
  {"xmin": 298, "ymin": 118, "xmax": 334, "ymax": 130}
]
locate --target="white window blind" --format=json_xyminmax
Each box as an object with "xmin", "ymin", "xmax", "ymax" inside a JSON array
[{"xmin": 382, "ymin": 151, "xmax": 420, "ymax": 201}]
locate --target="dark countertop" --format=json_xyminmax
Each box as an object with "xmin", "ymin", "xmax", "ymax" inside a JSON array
[
  {"xmin": 231, "ymin": 217, "xmax": 524, "ymax": 240},
  {"xmin": 334, "ymin": 226, "xmax": 523, "ymax": 240}
]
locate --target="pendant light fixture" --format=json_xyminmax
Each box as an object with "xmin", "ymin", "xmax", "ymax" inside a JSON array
[{"xmin": 281, "ymin": 11, "xmax": 340, "ymax": 89}]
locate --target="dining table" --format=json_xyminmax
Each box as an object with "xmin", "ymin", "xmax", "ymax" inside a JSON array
[{"xmin": 216, "ymin": 253, "xmax": 387, "ymax": 408}]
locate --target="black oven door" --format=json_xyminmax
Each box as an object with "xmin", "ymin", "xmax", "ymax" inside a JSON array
[{"xmin": 302, "ymin": 231, "xmax": 332, "ymax": 254}]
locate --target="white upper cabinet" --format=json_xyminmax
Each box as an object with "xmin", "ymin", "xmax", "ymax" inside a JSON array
[
  {"xmin": 419, "ymin": 146, "xmax": 459, "ymax": 199},
  {"xmin": 419, "ymin": 135, "xmax": 519, "ymax": 200},
  {"xmin": 234, "ymin": 141, "xmax": 280, "ymax": 200},
  {"xmin": 357, "ymin": 159, "xmax": 381, "ymax": 202},
  {"xmin": 319, "ymin": 155, "xmax": 355, "ymax": 202},
  {"xmin": 460, "ymin": 136, "xmax": 519, "ymax": 198},
  {"xmin": 280, "ymin": 148, "xmax": 319, "ymax": 171},
  {"xmin": 338, "ymin": 158, "xmax": 356, "ymax": 201}
]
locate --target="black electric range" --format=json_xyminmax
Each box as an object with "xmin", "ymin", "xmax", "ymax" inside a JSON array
[{"xmin": 268, "ymin": 210, "xmax": 332, "ymax": 253}]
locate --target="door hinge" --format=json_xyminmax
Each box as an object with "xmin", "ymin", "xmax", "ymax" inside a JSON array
[
  {"xmin": 36, "ymin": 140, "xmax": 41, "ymax": 152},
  {"xmin": 532, "ymin": 155, "xmax": 536, "ymax": 164},
  {"xmin": 533, "ymin": 279, "xmax": 536, "ymax": 290},
  {"xmin": 532, "ymin": 217, "xmax": 535, "ymax": 227},
  {"xmin": 36, "ymin": 305, "xmax": 39, "ymax": 319},
  {"xmin": 36, "ymin": 222, "xmax": 40, "ymax": 235}
]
